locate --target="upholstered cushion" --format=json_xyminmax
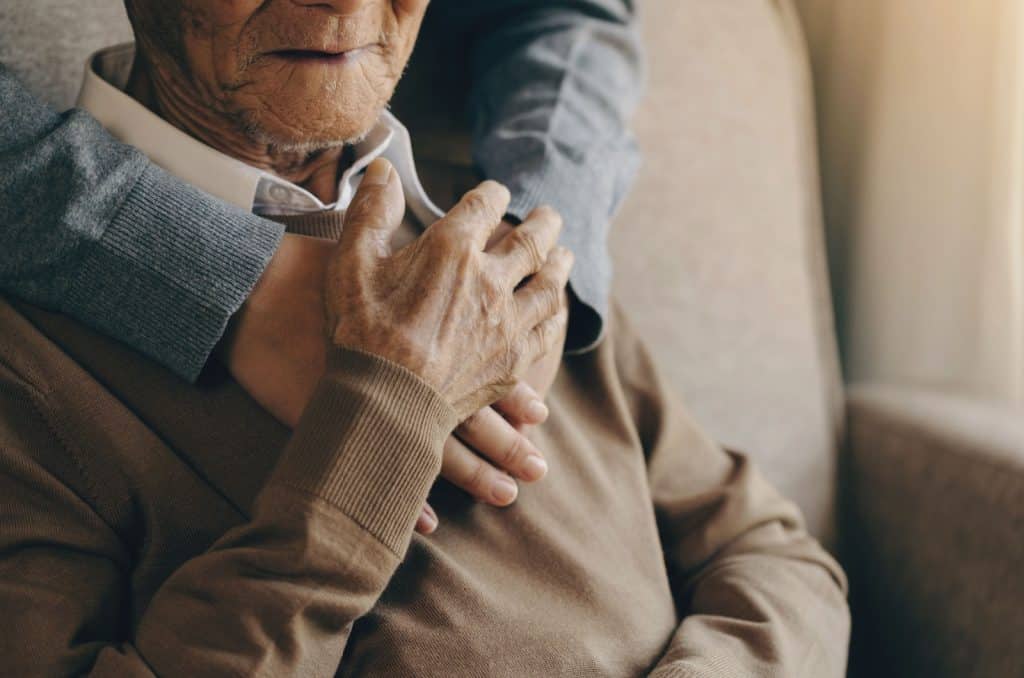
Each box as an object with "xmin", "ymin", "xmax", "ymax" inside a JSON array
[
  {"xmin": 845, "ymin": 383, "xmax": 1024, "ymax": 677},
  {"xmin": 0, "ymin": 0, "xmax": 132, "ymax": 109},
  {"xmin": 611, "ymin": 0, "xmax": 842, "ymax": 538}
]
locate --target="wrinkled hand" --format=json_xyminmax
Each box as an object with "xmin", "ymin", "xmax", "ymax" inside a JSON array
[
  {"xmin": 326, "ymin": 161, "xmax": 571, "ymax": 417},
  {"xmin": 222, "ymin": 158, "xmax": 573, "ymax": 533}
]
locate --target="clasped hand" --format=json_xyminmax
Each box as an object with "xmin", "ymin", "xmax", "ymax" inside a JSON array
[{"xmin": 223, "ymin": 158, "xmax": 571, "ymax": 533}]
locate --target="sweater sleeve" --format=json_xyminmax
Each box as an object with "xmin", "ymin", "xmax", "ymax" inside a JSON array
[
  {"xmin": 453, "ymin": 0, "xmax": 644, "ymax": 353},
  {"xmin": 0, "ymin": 347, "xmax": 456, "ymax": 677},
  {"xmin": 0, "ymin": 64, "xmax": 283, "ymax": 382},
  {"xmin": 608, "ymin": 307, "xmax": 851, "ymax": 677}
]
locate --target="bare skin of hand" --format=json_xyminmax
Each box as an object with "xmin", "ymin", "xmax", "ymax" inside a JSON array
[{"xmin": 222, "ymin": 159, "xmax": 573, "ymax": 533}]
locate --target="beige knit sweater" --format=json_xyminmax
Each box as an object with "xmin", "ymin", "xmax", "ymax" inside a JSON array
[{"xmin": 0, "ymin": 211, "xmax": 850, "ymax": 677}]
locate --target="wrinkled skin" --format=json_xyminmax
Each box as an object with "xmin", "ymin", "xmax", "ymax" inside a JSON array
[
  {"xmin": 125, "ymin": 0, "xmax": 573, "ymax": 533},
  {"xmin": 124, "ymin": 0, "xmax": 426, "ymax": 188},
  {"xmin": 328, "ymin": 160, "xmax": 572, "ymax": 419}
]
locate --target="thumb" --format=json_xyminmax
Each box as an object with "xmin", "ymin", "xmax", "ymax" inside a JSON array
[{"xmin": 341, "ymin": 157, "xmax": 406, "ymax": 258}]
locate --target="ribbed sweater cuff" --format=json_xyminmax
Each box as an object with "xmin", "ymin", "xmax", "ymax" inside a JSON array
[
  {"xmin": 65, "ymin": 163, "xmax": 284, "ymax": 382},
  {"xmin": 269, "ymin": 347, "xmax": 457, "ymax": 555}
]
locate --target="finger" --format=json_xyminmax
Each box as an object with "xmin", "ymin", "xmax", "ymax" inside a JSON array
[
  {"xmin": 488, "ymin": 206, "xmax": 564, "ymax": 285},
  {"xmin": 339, "ymin": 158, "xmax": 406, "ymax": 258},
  {"xmin": 514, "ymin": 246, "xmax": 574, "ymax": 330},
  {"xmin": 429, "ymin": 180, "xmax": 511, "ymax": 252},
  {"xmin": 521, "ymin": 309, "xmax": 570, "ymax": 375},
  {"xmin": 414, "ymin": 503, "xmax": 438, "ymax": 534},
  {"xmin": 440, "ymin": 434, "xmax": 520, "ymax": 506},
  {"xmin": 456, "ymin": 406, "xmax": 548, "ymax": 482},
  {"xmin": 493, "ymin": 381, "xmax": 549, "ymax": 426}
]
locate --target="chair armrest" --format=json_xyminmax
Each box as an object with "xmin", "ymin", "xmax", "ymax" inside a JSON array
[{"xmin": 843, "ymin": 383, "xmax": 1024, "ymax": 678}]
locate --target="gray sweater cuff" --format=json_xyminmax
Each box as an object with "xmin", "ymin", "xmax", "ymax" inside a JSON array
[
  {"xmin": 63, "ymin": 163, "xmax": 284, "ymax": 382},
  {"xmin": 498, "ymin": 139, "xmax": 640, "ymax": 354}
]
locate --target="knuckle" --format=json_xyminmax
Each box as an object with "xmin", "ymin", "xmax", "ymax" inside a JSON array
[
  {"xmin": 503, "ymin": 337, "xmax": 524, "ymax": 373},
  {"xmin": 463, "ymin": 190, "xmax": 501, "ymax": 225},
  {"xmin": 510, "ymin": 229, "xmax": 544, "ymax": 269},
  {"xmin": 502, "ymin": 434, "xmax": 527, "ymax": 467},
  {"xmin": 541, "ymin": 281, "xmax": 563, "ymax": 314},
  {"xmin": 481, "ymin": 274, "xmax": 504, "ymax": 308},
  {"xmin": 466, "ymin": 459, "xmax": 492, "ymax": 497}
]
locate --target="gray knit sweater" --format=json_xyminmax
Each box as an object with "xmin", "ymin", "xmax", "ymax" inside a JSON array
[{"xmin": 0, "ymin": 0, "xmax": 642, "ymax": 381}]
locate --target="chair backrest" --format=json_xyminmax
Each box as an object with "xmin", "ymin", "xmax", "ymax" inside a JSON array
[
  {"xmin": 0, "ymin": 0, "xmax": 843, "ymax": 539},
  {"xmin": 0, "ymin": 0, "xmax": 132, "ymax": 109},
  {"xmin": 606, "ymin": 0, "xmax": 843, "ymax": 539}
]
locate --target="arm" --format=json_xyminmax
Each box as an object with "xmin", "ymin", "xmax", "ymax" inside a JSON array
[
  {"xmin": 0, "ymin": 159, "xmax": 573, "ymax": 675},
  {"xmin": 0, "ymin": 63, "xmax": 548, "ymax": 520},
  {"xmin": 3, "ymin": 0, "xmax": 639, "ymax": 370},
  {"xmin": 0, "ymin": 348, "xmax": 453, "ymax": 676},
  {"xmin": 445, "ymin": 0, "xmax": 644, "ymax": 352},
  {"xmin": 609, "ymin": 308, "xmax": 850, "ymax": 677},
  {"xmin": 0, "ymin": 63, "xmax": 284, "ymax": 382}
]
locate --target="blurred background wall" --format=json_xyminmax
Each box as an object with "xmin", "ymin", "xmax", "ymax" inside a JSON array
[{"xmin": 796, "ymin": 0, "xmax": 1024, "ymax": 405}]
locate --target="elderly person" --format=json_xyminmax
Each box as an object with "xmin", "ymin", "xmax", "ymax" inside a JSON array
[
  {"xmin": 0, "ymin": 1, "xmax": 851, "ymax": 676},
  {"xmin": 0, "ymin": 0, "xmax": 641, "ymax": 526}
]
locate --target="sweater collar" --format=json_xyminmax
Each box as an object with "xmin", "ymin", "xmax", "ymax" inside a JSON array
[{"xmin": 76, "ymin": 43, "xmax": 444, "ymax": 226}]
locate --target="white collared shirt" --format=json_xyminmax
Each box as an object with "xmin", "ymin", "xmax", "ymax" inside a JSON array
[{"xmin": 77, "ymin": 43, "xmax": 444, "ymax": 227}]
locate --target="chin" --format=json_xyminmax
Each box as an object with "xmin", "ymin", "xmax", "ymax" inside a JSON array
[
  {"xmin": 237, "ymin": 77, "xmax": 397, "ymax": 151},
  {"xmin": 240, "ymin": 100, "xmax": 388, "ymax": 151}
]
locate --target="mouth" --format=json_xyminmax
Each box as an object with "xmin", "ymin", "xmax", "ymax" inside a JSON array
[{"xmin": 266, "ymin": 46, "xmax": 372, "ymax": 65}]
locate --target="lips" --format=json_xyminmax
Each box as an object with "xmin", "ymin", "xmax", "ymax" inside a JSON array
[{"xmin": 267, "ymin": 46, "xmax": 371, "ymax": 65}]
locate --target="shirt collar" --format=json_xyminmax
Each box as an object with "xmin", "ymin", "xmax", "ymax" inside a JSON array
[{"xmin": 76, "ymin": 43, "xmax": 443, "ymax": 225}]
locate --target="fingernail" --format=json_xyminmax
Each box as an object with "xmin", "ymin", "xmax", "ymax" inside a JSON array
[
  {"xmin": 526, "ymin": 400, "xmax": 549, "ymax": 423},
  {"xmin": 523, "ymin": 455, "xmax": 548, "ymax": 480},
  {"xmin": 420, "ymin": 509, "xmax": 438, "ymax": 533},
  {"xmin": 492, "ymin": 477, "xmax": 518, "ymax": 504},
  {"xmin": 364, "ymin": 158, "xmax": 391, "ymax": 186}
]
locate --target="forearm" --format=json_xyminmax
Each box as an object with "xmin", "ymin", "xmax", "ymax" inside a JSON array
[
  {"xmin": 0, "ymin": 347, "xmax": 454, "ymax": 676},
  {"xmin": 462, "ymin": 1, "xmax": 644, "ymax": 351},
  {"xmin": 0, "ymin": 64, "xmax": 284, "ymax": 381},
  {"xmin": 124, "ymin": 349, "xmax": 453, "ymax": 676},
  {"xmin": 651, "ymin": 456, "xmax": 850, "ymax": 677},
  {"xmin": 619, "ymin": 308, "xmax": 850, "ymax": 676},
  {"xmin": 651, "ymin": 540, "xmax": 850, "ymax": 676}
]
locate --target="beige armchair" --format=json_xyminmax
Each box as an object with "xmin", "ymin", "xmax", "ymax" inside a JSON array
[
  {"xmin": 2, "ymin": 0, "xmax": 1021, "ymax": 675},
  {"xmin": 610, "ymin": 3, "xmax": 1024, "ymax": 677}
]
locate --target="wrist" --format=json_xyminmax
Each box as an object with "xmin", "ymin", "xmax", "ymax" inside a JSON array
[
  {"xmin": 271, "ymin": 346, "xmax": 458, "ymax": 553},
  {"xmin": 220, "ymin": 233, "xmax": 332, "ymax": 361}
]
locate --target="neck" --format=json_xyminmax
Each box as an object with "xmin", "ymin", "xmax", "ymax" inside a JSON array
[{"xmin": 126, "ymin": 58, "xmax": 346, "ymax": 204}]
